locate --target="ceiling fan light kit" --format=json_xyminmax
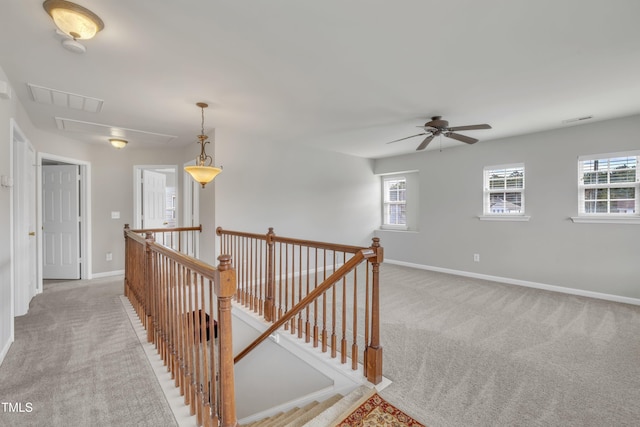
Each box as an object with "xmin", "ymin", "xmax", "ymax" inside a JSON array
[
  {"xmin": 387, "ymin": 115, "xmax": 492, "ymax": 151},
  {"xmin": 184, "ymin": 102, "xmax": 223, "ymax": 188}
]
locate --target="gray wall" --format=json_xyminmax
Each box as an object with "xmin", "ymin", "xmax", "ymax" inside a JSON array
[
  {"xmin": 212, "ymin": 134, "xmax": 381, "ymax": 260},
  {"xmin": 375, "ymin": 115, "xmax": 639, "ymax": 299}
]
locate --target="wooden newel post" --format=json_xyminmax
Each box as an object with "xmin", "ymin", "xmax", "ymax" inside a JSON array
[
  {"xmin": 264, "ymin": 227, "xmax": 276, "ymax": 322},
  {"xmin": 365, "ymin": 237, "xmax": 383, "ymax": 384},
  {"xmin": 145, "ymin": 231, "xmax": 155, "ymax": 343},
  {"xmin": 215, "ymin": 254, "xmax": 238, "ymax": 427}
]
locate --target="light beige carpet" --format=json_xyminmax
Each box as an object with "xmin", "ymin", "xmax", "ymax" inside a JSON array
[
  {"xmin": 0, "ymin": 277, "xmax": 177, "ymax": 427},
  {"xmin": 376, "ymin": 264, "xmax": 640, "ymax": 427}
]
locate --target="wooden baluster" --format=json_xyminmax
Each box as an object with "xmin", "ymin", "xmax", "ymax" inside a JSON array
[
  {"xmin": 258, "ymin": 239, "xmax": 264, "ymax": 316},
  {"xmin": 283, "ymin": 243, "xmax": 289, "ymax": 329},
  {"xmin": 169, "ymin": 260, "xmax": 177, "ymax": 380},
  {"xmin": 264, "ymin": 227, "xmax": 275, "ymax": 322},
  {"xmin": 341, "ymin": 253, "xmax": 347, "ymax": 364},
  {"xmin": 313, "ymin": 248, "xmax": 319, "ymax": 348},
  {"xmin": 297, "ymin": 245, "xmax": 303, "ymax": 338},
  {"xmin": 364, "ymin": 261, "xmax": 370, "ymax": 376},
  {"xmin": 183, "ymin": 269, "xmax": 193, "ymax": 410},
  {"xmin": 304, "ymin": 246, "xmax": 311, "ymax": 342},
  {"xmin": 277, "ymin": 242, "xmax": 284, "ymax": 321},
  {"xmin": 145, "ymin": 231, "xmax": 155, "ymax": 343},
  {"xmin": 179, "ymin": 266, "xmax": 188, "ymax": 397},
  {"xmin": 331, "ymin": 251, "xmax": 337, "ymax": 359},
  {"xmin": 352, "ymin": 267, "xmax": 358, "ymax": 371},
  {"xmin": 321, "ymin": 250, "xmax": 327, "ymax": 352},
  {"xmin": 365, "ymin": 237, "xmax": 383, "ymax": 384},
  {"xmin": 215, "ymin": 254, "xmax": 238, "ymax": 427},
  {"xmin": 194, "ymin": 274, "xmax": 203, "ymax": 426}
]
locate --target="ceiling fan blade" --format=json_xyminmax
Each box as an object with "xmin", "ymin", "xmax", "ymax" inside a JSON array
[
  {"xmin": 386, "ymin": 132, "xmax": 427, "ymax": 144},
  {"xmin": 448, "ymin": 124, "xmax": 492, "ymax": 131},
  {"xmin": 445, "ymin": 132, "xmax": 478, "ymax": 144},
  {"xmin": 416, "ymin": 134, "xmax": 435, "ymax": 150}
]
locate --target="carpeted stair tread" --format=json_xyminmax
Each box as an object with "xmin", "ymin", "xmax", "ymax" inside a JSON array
[
  {"xmin": 244, "ymin": 400, "xmax": 320, "ymax": 427},
  {"xmin": 283, "ymin": 393, "xmax": 345, "ymax": 427},
  {"xmin": 275, "ymin": 401, "xmax": 319, "ymax": 426},
  {"xmin": 301, "ymin": 386, "xmax": 373, "ymax": 427}
]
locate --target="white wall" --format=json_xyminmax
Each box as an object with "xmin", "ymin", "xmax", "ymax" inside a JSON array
[
  {"xmin": 374, "ymin": 115, "xmax": 640, "ymax": 300},
  {"xmin": 211, "ymin": 135, "xmax": 381, "ymax": 264},
  {"xmin": 0, "ymin": 67, "xmax": 16, "ymax": 363}
]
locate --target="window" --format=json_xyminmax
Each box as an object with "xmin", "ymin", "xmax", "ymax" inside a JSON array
[
  {"xmin": 483, "ymin": 164, "xmax": 525, "ymax": 216},
  {"xmin": 577, "ymin": 152, "xmax": 639, "ymax": 218},
  {"xmin": 382, "ymin": 175, "xmax": 407, "ymax": 228}
]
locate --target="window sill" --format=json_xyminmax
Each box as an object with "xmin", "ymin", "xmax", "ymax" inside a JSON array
[
  {"xmin": 570, "ymin": 216, "xmax": 640, "ymax": 224},
  {"xmin": 478, "ymin": 215, "xmax": 531, "ymax": 222},
  {"xmin": 377, "ymin": 227, "xmax": 416, "ymax": 233}
]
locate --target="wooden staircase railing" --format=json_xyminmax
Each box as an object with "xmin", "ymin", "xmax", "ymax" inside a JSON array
[
  {"xmin": 129, "ymin": 224, "xmax": 202, "ymax": 256},
  {"xmin": 124, "ymin": 225, "xmax": 238, "ymax": 427},
  {"xmin": 217, "ymin": 227, "xmax": 384, "ymax": 384}
]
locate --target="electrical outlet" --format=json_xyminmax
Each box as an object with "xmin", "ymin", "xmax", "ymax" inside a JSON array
[
  {"xmin": 106, "ymin": 252, "xmax": 113, "ymax": 261},
  {"xmin": 473, "ymin": 253, "xmax": 480, "ymax": 262}
]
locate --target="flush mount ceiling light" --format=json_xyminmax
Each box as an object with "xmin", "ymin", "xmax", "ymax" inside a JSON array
[
  {"xmin": 184, "ymin": 102, "xmax": 222, "ymax": 188},
  {"xmin": 109, "ymin": 138, "xmax": 127, "ymax": 149},
  {"xmin": 43, "ymin": 0, "xmax": 104, "ymax": 40}
]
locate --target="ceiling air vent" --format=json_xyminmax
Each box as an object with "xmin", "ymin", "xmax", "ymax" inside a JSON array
[{"xmin": 27, "ymin": 83, "xmax": 103, "ymax": 113}]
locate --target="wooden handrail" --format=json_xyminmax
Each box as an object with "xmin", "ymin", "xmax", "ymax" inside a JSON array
[
  {"xmin": 130, "ymin": 225, "xmax": 202, "ymax": 234},
  {"xmin": 217, "ymin": 226, "xmax": 365, "ymax": 254},
  {"xmin": 234, "ymin": 248, "xmax": 374, "ymax": 363},
  {"xmin": 124, "ymin": 225, "xmax": 238, "ymax": 426},
  {"xmin": 218, "ymin": 226, "xmax": 384, "ymax": 384}
]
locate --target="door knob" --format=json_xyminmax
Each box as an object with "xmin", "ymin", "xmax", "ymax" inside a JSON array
[{"xmin": 28, "ymin": 231, "xmax": 35, "ymax": 236}]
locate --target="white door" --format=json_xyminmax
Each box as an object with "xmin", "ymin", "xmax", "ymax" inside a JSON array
[
  {"xmin": 13, "ymin": 133, "xmax": 37, "ymax": 316},
  {"xmin": 42, "ymin": 165, "xmax": 80, "ymax": 279},
  {"xmin": 143, "ymin": 169, "xmax": 167, "ymax": 228}
]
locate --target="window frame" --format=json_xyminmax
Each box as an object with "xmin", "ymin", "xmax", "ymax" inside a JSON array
[
  {"xmin": 480, "ymin": 163, "xmax": 529, "ymax": 221},
  {"xmin": 572, "ymin": 151, "xmax": 640, "ymax": 224},
  {"xmin": 381, "ymin": 175, "xmax": 408, "ymax": 230}
]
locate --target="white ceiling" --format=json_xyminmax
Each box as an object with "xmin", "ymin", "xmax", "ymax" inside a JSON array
[{"xmin": 1, "ymin": 1, "xmax": 639, "ymax": 159}]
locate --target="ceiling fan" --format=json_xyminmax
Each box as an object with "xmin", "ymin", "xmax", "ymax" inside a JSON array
[{"xmin": 387, "ymin": 116, "xmax": 492, "ymax": 150}]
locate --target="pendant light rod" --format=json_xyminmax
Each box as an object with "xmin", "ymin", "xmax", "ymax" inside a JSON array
[{"xmin": 185, "ymin": 102, "xmax": 222, "ymax": 188}]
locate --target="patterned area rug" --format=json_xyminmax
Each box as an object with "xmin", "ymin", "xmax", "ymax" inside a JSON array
[{"xmin": 336, "ymin": 393, "xmax": 425, "ymax": 427}]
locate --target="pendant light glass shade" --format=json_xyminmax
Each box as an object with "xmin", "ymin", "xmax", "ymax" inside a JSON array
[
  {"xmin": 43, "ymin": 0, "xmax": 104, "ymax": 40},
  {"xmin": 184, "ymin": 102, "xmax": 222, "ymax": 188},
  {"xmin": 184, "ymin": 165, "xmax": 222, "ymax": 188}
]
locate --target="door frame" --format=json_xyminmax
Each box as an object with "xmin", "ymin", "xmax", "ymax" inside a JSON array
[
  {"xmin": 133, "ymin": 164, "xmax": 179, "ymax": 229},
  {"xmin": 10, "ymin": 118, "xmax": 37, "ymax": 319},
  {"xmin": 37, "ymin": 153, "xmax": 92, "ymax": 283},
  {"xmin": 183, "ymin": 159, "xmax": 201, "ymax": 257}
]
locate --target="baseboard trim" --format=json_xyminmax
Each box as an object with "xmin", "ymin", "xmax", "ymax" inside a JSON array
[
  {"xmin": 91, "ymin": 270, "xmax": 124, "ymax": 279},
  {"xmin": 385, "ymin": 259, "xmax": 640, "ymax": 306},
  {"xmin": 0, "ymin": 336, "xmax": 13, "ymax": 366}
]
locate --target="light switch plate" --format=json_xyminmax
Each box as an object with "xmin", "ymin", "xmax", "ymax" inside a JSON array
[{"xmin": 111, "ymin": 211, "xmax": 120, "ymax": 219}]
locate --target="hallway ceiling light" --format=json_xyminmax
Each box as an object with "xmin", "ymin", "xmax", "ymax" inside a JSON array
[
  {"xmin": 43, "ymin": 0, "xmax": 104, "ymax": 40},
  {"xmin": 184, "ymin": 102, "xmax": 222, "ymax": 188},
  {"xmin": 109, "ymin": 138, "xmax": 127, "ymax": 149}
]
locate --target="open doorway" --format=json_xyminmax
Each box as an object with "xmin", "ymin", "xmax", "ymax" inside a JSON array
[{"xmin": 133, "ymin": 165, "xmax": 178, "ymax": 229}]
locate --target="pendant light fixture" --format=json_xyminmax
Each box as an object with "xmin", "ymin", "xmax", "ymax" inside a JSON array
[{"xmin": 184, "ymin": 102, "xmax": 222, "ymax": 188}]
